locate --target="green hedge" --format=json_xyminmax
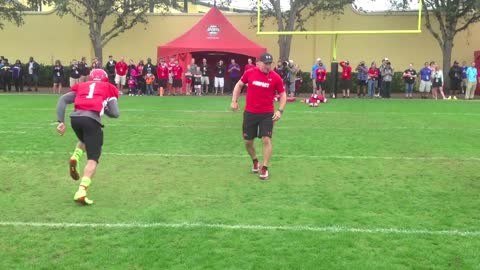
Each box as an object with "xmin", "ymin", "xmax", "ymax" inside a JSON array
[
  {"xmin": 296, "ymin": 71, "xmax": 409, "ymax": 94},
  {"xmin": 37, "ymin": 65, "xmax": 71, "ymax": 86}
]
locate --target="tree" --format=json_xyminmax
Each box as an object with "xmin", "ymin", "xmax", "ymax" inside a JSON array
[
  {"xmin": 388, "ymin": 0, "xmax": 480, "ymax": 86},
  {"xmin": 0, "ymin": 0, "xmax": 26, "ymax": 29},
  {"xmin": 53, "ymin": 0, "xmax": 170, "ymax": 64},
  {"xmin": 252, "ymin": 0, "xmax": 353, "ymax": 61}
]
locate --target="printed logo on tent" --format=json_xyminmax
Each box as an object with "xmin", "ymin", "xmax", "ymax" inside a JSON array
[{"xmin": 207, "ymin": 25, "xmax": 220, "ymax": 39}]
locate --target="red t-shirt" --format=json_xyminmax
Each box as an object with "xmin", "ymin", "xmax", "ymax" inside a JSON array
[
  {"xmin": 72, "ymin": 81, "xmax": 119, "ymax": 113},
  {"xmin": 315, "ymin": 68, "xmax": 327, "ymax": 82},
  {"xmin": 157, "ymin": 65, "xmax": 169, "ymax": 79},
  {"xmin": 115, "ymin": 62, "xmax": 128, "ymax": 76},
  {"xmin": 368, "ymin": 68, "xmax": 379, "ymax": 80},
  {"xmin": 340, "ymin": 61, "xmax": 352, "ymax": 80},
  {"xmin": 172, "ymin": 66, "xmax": 183, "ymax": 79},
  {"xmin": 168, "ymin": 62, "xmax": 175, "ymax": 74},
  {"xmin": 136, "ymin": 64, "xmax": 144, "ymax": 77},
  {"xmin": 244, "ymin": 64, "xmax": 255, "ymax": 72},
  {"xmin": 241, "ymin": 67, "xmax": 285, "ymax": 113}
]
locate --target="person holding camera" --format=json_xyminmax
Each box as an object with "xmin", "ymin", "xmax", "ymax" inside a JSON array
[
  {"xmin": 284, "ymin": 60, "xmax": 298, "ymax": 97},
  {"xmin": 403, "ymin": 63, "xmax": 417, "ymax": 99},
  {"xmin": 215, "ymin": 60, "xmax": 225, "ymax": 95},
  {"xmin": 381, "ymin": 61, "xmax": 394, "ymax": 98},
  {"xmin": 339, "ymin": 60, "xmax": 352, "ymax": 98},
  {"xmin": 356, "ymin": 61, "xmax": 368, "ymax": 98}
]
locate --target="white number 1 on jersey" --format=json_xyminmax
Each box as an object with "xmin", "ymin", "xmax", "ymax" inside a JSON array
[{"xmin": 86, "ymin": 83, "xmax": 96, "ymax": 99}]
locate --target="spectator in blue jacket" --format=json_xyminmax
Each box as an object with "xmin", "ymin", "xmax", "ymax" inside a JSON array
[{"xmin": 12, "ymin": 60, "xmax": 23, "ymax": 92}]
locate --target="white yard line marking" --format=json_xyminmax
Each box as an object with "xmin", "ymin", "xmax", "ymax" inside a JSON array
[
  {"xmin": 1, "ymin": 150, "xmax": 479, "ymax": 161},
  {"xmin": 0, "ymin": 131, "xmax": 26, "ymax": 134},
  {"xmin": 0, "ymin": 221, "xmax": 478, "ymax": 237},
  {"xmin": 1, "ymin": 107, "xmax": 480, "ymax": 116}
]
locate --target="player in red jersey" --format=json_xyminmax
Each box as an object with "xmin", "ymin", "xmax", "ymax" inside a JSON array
[
  {"xmin": 56, "ymin": 69, "xmax": 120, "ymax": 205},
  {"xmin": 231, "ymin": 52, "xmax": 286, "ymax": 180}
]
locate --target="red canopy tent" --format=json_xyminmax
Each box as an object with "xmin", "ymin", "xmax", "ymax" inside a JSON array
[
  {"xmin": 157, "ymin": 7, "xmax": 266, "ymax": 93},
  {"xmin": 157, "ymin": 7, "xmax": 266, "ymax": 59}
]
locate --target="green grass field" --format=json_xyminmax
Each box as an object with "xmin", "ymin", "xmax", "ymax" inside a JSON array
[{"xmin": 0, "ymin": 94, "xmax": 479, "ymax": 269}]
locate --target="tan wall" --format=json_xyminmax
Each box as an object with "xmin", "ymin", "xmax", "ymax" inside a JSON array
[{"xmin": 1, "ymin": 7, "xmax": 479, "ymax": 72}]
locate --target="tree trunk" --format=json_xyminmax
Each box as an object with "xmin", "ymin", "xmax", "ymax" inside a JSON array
[
  {"xmin": 278, "ymin": 35, "xmax": 293, "ymax": 61},
  {"xmin": 442, "ymin": 38, "xmax": 454, "ymax": 91},
  {"xmin": 91, "ymin": 32, "xmax": 103, "ymax": 67}
]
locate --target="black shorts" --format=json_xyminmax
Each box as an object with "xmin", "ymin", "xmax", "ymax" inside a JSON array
[
  {"xmin": 158, "ymin": 79, "xmax": 167, "ymax": 88},
  {"xmin": 357, "ymin": 80, "xmax": 367, "ymax": 86},
  {"xmin": 71, "ymin": 116, "xmax": 103, "ymax": 163},
  {"xmin": 451, "ymin": 80, "xmax": 461, "ymax": 90},
  {"xmin": 53, "ymin": 77, "xmax": 63, "ymax": 84},
  {"xmin": 316, "ymin": 81, "xmax": 327, "ymax": 91},
  {"xmin": 432, "ymin": 81, "xmax": 443, "ymax": 88},
  {"xmin": 173, "ymin": 79, "xmax": 182, "ymax": 88},
  {"xmin": 242, "ymin": 111, "xmax": 274, "ymax": 140},
  {"xmin": 340, "ymin": 79, "xmax": 352, "ymax": 90}
]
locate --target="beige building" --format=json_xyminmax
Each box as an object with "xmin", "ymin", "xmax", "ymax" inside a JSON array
[{"xmin": 1, "ymin": 5, "xmax": 478, "ymax": 71}]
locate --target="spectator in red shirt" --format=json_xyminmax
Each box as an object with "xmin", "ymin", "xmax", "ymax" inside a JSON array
[
  {"xmin": 167, "ymin": 56, "xmax": 176, "ymax": 95},
  {"xmin": 230, "ymin": 52, "xmax": 286, "ymax": 181},
  {"xmin": 172, "ymin": 60, "xmax": 183, "ymax": 95},
  {"xmin": 244, "ymin": 58, "xmax": 255, "ymax": 72},
  {"xmin": 115, "ymin": 57, "xmax": 128, "ymax": 95},
  {"xmin": 367, "ymin": 62, "xmax": 379, "ymax": 98},
  {"xmin": 339, "ymin": 60, "xmax": 352, "ymax": 98},
  {"xmin": 156, "ymin": 58, "xmax": 169, "ymax": 96},
  {"xmin": 315, "ymin": 63, "xmax": 327, "ymax": 96},
  {"xmin": 136, "ymin": 60, "xmax": 145, "ymax": 95}
]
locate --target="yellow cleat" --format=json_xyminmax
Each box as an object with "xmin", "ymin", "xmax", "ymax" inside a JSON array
[
  {"xmin": 447, "ymin": 96, "xmax": 452, "ymax": 100},
  {"xmin": 453, "ymin": 96, "xmax": 458, "ymax": 100},
  {"xmin": 74, "ymin": 189, "xmax": 94, "ymax": 205}
]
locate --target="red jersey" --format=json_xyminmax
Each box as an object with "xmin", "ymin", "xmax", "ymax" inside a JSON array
[
  {"xmin": 172, "ymin": 65, "xmax": 183, "ymax": 79},
  {"xmin": 115, "ymin": 62, "xmax": 128, "ymax": 76},
  {"xmin": 244, "ymin": 64, "xmax": 255, "ymax": 72},
  {"xmin": 368, "ymin": 68, "xmax": 379, "ymax": 80},
  {"xmin": 157, "ymin": 65, "xmax": 169, "ymax": 79},
  {"xmin": 241, "ymin": 67, "xmax": 285, "ymax": 113},
  {"xmin": 340, "ymin": 61, "xmax": 352, "ymax": 80},
  {"xmin": 168, "ymin": 62, "xmax": 175, "ymax": 73},
  {"xmin": 72, "ymin": 81, "xmax": 119, "ymax": 114},
  {"xmin": 315, "ymin": 67, "xmax": 327, "ymax": 82},
  {"xmin": 136, "ymin": 64, "xmax": 144, "ymax": 76}
]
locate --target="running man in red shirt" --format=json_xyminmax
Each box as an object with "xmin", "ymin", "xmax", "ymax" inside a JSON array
[
  {"xmin": 231, "ymin": 52, "xmax": 286, "ymax": 180},
  {"xmin": 56, "ymin": 69, "xmax": 120, "ymax": 205},
  {"xmin": 339, "ymin": 60, "xmax": 352, "ymax": 98}
]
